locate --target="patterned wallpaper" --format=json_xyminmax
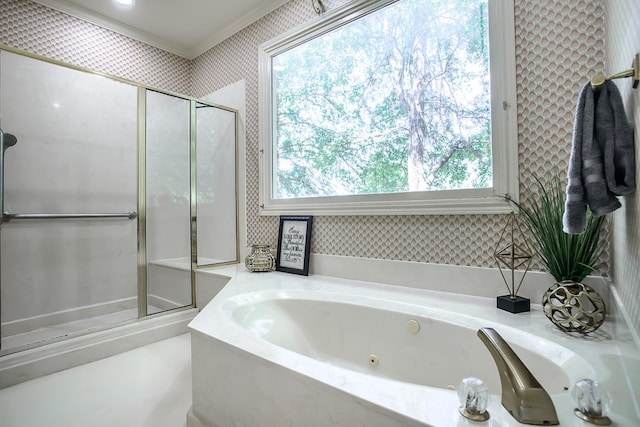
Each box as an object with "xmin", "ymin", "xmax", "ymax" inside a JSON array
[
  {"xmin": 1, "ymin": 0, "xmax": 616, "ymax": 277},
  {"xmin": 604, "ymin": 0, "xmax": 640, "ymax": 338},
  {"xmin": 192, "ymin": 0, "xmax": 610, "ymax": 272},
  {"xmin": 0, "ymin": 0, "xmax": 191, "ymax": 94}
]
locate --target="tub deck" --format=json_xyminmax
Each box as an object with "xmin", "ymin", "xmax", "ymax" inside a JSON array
[{"xmin": 188, "ymin": 265, "xmax": 640, "ymax": 427}]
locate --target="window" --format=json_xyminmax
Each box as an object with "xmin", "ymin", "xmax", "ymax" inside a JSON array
[{"xmin": 259, "ymin": 0, "xmax": 517, "ymax": 215}]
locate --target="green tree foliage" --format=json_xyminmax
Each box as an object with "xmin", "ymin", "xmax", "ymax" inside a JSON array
[{"xmin": 274, "ymin": 0, "xmax": 491, "ymax": 198}]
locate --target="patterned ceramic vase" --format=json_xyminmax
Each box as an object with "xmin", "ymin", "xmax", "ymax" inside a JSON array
[{"xmin": 244, "ymin": 244, "xmax": 276, "ymax": 272}]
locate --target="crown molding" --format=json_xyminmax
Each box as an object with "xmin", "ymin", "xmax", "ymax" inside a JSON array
[
  {"xmin": 31, "ymin": 0, "xmax": 191, "ymax": 58},
  {"xmin": 31, "ymin": 0, "xmax": 291, "ymax": 60},
  {"xmin": 189, "ymin": 0, "xmax": 290, "ymax": 59}
]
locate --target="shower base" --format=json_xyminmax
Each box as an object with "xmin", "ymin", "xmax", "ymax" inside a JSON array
[
  {"xmin": 0, "ymin": 307, "xmax": 196, "ymax": 388},
  {"xmin": 1, "ymin": 306, "xmax": 163, "ymax": 351}
]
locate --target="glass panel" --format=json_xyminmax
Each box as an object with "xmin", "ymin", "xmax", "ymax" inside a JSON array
[
  {"xmin": 272, "ymin": 0, "xmax": 491, "ymax": 199},
  {"xmin": 195, "ymin": 103, "xmax": 237, "ymax": 266},
  {"xmin": 145, "ymin": 90, "xmax": 192, "ymax": 315},
  {"xmin": 0, "ymin": 51, "xmax": 138, "ymax": 352}
]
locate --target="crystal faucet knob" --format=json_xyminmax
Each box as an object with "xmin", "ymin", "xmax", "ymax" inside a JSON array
[
  {"xmin": 572, "ymin": 379, "xmax": 612, "ymax": 425},
  {"xmin": 457, "ymin": 377, "xmax": 490, "ymax": 422}
]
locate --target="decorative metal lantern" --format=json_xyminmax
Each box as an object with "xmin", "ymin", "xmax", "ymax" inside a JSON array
[{"xmin": 494, "ymin": 212, "xmax": 533, "ymax": 313}]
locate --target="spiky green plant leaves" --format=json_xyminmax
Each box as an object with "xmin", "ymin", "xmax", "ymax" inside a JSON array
[{"xmin": 506, "ymin": 176, "xmax": 605, "ymax": 283}]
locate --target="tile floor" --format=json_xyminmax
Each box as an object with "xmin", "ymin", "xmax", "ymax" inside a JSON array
[{"xmin": 0, "ymin": 333, "xmax": 192, "ymax": 427}]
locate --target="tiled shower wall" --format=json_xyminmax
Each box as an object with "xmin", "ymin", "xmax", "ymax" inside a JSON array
[
  {"xmin": 604, "ymin": 1, "xmax": 640, "ymax": 338},
  {"xmin": 192, "ymin": 0, "xmax": 609, "ymax": 271},
  {"xmin": 1, "ymin": 1, "xmax": 614, "ymax": 275}
]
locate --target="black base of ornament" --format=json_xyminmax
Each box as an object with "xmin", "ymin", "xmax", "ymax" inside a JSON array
[{"xmin": 497, "ymin": 295, "xmax": 530, "ymax": 313}]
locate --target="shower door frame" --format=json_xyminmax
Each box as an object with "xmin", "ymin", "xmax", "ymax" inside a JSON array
[
  {"xmin": 137, "ymin": 87, "xmax": 241, "ymax": 317},
  {"xmin": 0, "ymin": 45, "xmax": 240, "ymax": 353}
]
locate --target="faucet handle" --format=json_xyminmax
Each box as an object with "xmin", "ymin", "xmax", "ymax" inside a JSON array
[
  {"xmin": 572, "ymin": 379, "xmax": 612, "ymax": 425},
  {"xmin": 457, "ymin": 377, "xmax": 490, "ymax": 422}
]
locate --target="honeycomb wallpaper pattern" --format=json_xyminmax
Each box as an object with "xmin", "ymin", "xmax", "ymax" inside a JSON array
[
  {"xmin": 0, "ymin": 0, "xmax": 615, "ymax": 276},
  {"xmin": 192, "ymin": 0, "xmax": 609, "ymax": 272},
  {"xmin": 0, "ymin": 0, "xmax": 191, "ymax": 94},
  {"xmin": 604, "ymin": 0, "xmax": 640, "ymax": 337}
]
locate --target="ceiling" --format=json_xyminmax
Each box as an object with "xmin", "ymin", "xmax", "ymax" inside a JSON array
[{"xmin": 31, "ymin": 0, "xmax": 292, "ymax": 59}]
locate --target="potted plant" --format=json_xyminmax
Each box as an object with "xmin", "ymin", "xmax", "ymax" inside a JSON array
[{"xmin": 506, "ymin": 175, "xmax": 607, "ymax": 334}]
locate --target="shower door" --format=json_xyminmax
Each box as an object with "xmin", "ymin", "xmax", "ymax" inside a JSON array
[
  {"xmin": 195, "ymin": 102, "xmax": 238, "ymax": 267},
  {"xmin": 0, "ymin": 50, "xmax": 139, "ymax": 351},
  {"xmin": 144, "ymin": 90, "xmax": 192, "ymax": 315},
  {"xmin": 143, "ymin": 94, "xmax": 239, "ymax": 315},
  {"xmin": 0, "ymin": 48, "xmax": 239, "ymax": 354}
]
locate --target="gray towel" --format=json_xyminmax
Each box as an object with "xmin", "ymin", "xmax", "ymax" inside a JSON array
[
  {"xmin": 563, "ymin": 80, "xmax": 636, "ymax": 234},
  {"xmin": 563, "ymin": 83, "xmax": 591, "ymax": 234},
  {"xmin": 595, "ymin": 81, "xmax": 636, "ymax": 196}
]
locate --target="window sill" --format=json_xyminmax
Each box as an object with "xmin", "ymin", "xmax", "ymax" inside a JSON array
[{"xmin": 259, "ymin": 194, "xmax": 515, "ymax": 216}]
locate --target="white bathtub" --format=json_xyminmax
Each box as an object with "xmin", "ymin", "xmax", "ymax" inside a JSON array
[{"xmin": 187, "ymin": 265, "xmax": 640, "ymax": 427}]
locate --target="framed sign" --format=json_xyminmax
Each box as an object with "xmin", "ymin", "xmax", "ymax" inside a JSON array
[{"xmin": 276, "ymin": 216, "xmax": 313, "ymax": 275}]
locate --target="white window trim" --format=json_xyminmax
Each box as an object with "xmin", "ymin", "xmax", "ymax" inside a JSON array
[{"xmin": 258, "ymin": 0, "xmax": 518, "ymax": 216}]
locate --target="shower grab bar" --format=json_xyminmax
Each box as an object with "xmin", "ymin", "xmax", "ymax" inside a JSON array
[
  {"xmin": 1, "ymin": 128, "xmax": 136, "ymax": 225},
  {"xmin": 2, "ymin": 211, "xmax": 138, "ymax": 221}
]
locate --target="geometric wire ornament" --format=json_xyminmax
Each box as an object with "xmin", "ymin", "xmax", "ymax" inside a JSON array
[{"xmin": 493, "ymin": 212, "xmax": 533, "ymax": 298}]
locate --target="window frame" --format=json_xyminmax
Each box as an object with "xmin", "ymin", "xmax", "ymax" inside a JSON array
[{"xmin": 258, "ymin": 0, "xmax": 517, "ymax": 216}]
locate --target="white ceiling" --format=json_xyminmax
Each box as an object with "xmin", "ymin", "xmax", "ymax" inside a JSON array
[{"xmin": 32, "ymin": 0, "xmax": 292, "ymax": 59}]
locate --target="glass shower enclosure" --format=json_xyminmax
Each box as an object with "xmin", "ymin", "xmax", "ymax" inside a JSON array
[{"xmin": 0, "ymin": 47, "xmax": 238, "ymax": 354}]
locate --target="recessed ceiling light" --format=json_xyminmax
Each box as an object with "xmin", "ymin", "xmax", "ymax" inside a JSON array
[{"xmin": 114, "ymin": 0, "xmax": 134, "ymax": 6}]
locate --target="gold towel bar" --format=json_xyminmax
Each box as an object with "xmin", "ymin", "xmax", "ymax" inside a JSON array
[{"xmin": 591, "ymin": 53, "xmax": 639, "ymax": 89}]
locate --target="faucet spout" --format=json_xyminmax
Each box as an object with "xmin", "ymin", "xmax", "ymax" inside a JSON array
[{"xmin": 477, "ymin": 327, "xmax": 559, "ymax": 425}]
